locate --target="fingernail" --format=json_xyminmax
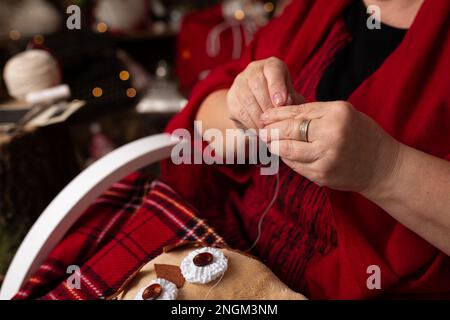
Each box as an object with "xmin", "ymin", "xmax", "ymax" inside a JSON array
[
  {"xmin": 273, "ymin": 93, "xmax": 284, "ymax": 106},
  {"xmin": 260, "ymin": 113, "xmax": 269, "ymax": 121},
  {"xmin": 269, "ymin": 141, "xmax": 280, "ymax": 154}
]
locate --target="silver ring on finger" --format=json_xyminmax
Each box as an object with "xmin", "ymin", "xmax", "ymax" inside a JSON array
[{"xmin": 299, "ymin": 119, "xmax": 312, "ymax": 143}]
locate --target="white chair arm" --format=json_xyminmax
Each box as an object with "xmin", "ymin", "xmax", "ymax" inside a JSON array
[{"xmin": 0, "ymin": 133, "xmax": 181, "ymax": 300}]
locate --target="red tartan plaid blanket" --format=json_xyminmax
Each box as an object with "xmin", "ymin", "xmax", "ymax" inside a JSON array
[{"xmin": 13, "ymin": 173, "xmax": 224, "ymax": 300}]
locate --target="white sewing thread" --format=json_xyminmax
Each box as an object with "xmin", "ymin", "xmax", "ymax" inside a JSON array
[
  {"xmin": 246, "ymin": 169, "xmax": 280, "ymax": 253},
  {"xmin": 201, "ymin": 152, "xmax": 281, "ymax": 296},
  {"xmin": 134, "ymin": 278, "xmax": 178, "ymax": 300},
  {"xmin": 180, "ymin": 247, "xmax": 228, "ymax": 284},
  {"xmin": 203, "ymin": 268, "xmax": 226, "ymax": 300}
]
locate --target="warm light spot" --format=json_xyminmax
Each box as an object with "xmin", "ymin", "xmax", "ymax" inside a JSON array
[
  {"xmin": 119, "ymin": 70, "xmax": 130, "ymax": 81},
  {"xmin": 264, "ymin": 2, "xmax": 275, "ymax": 13},
  {"xmin": 181, "ymin": 49, "xmax": 191, "ymax": 60},
  {"xmin": 234, "ymin": 9, "xmax": 245, "ymax": 20},
  {"xmin": 126, "ymin": 88, "xmax": 137, "ymax": 98},
  {"xmin": 29, "ymin": 277, "xmax": 42, "ymax": 284},
  {"xmin": 9, "ymin": 30, "xmax": 21, "ymax": 41},
  {"xmin": 33, "ymin": 34, "xmax": 45, "ymax": 45},
  {"xmin": 96, "ymin": 22, "xmax": 108, "ymax": 33},
  {"xmin": 92, "ymin": 87, "xmax": 103, "ymax": 98}
]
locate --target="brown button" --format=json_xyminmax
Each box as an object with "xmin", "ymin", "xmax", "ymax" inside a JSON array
[
  {"xmin": 142, "ymin": 283, "xmax": 162, "ymax": 300},
  {"xmin": 193, "ymin": 252, "xmax": 214, "ymax": 267},
  {"xmin": 155, "ymin": 264, "xmax": 185, "ymax": 288}
]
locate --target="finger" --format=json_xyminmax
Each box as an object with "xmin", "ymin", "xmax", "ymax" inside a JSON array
[
  {"xmin": 230, "ymin": 118, "xmax": 247, "ymax": 130},
  {"xmin": 260, "ymin": 102, "xmax": 328, "ymax": 125},
  {"xmin": 286, "ymin": 90, "xmax": 306, "ymax": 106},
  {"xmin": 268, "ymin": 140, "xmax": 319, "ymax": 163},
  {"xmin": 228, "ymin": 89, "xmax": 254, "ymax": 130},
  {"xmin": 263, "ymin": 57, "xmax": 290, "ymax": 107},
  {"xmin": 263, "ymin": 117, "xmax": 320, "ymax": 143},
  {"xmin": 238, "ymin": 92, "xmax": 263, "ymax": 129},
  {"xmin": 247, "ymin": 69, "xmax": 274, "ymax": 112},
  {"xmin": 234, "ymin": 79, "xmax": 262, "ymax": 129}
]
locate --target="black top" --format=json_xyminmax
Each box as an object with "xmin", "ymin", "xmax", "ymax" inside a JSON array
[{"xmin": 316, "ymin": 1, "xmax": 407, "ymax": 101}]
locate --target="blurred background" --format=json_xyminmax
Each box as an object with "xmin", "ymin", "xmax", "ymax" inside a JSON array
[{"xmin": 0, "ymin": 0, "xmax": 290, "ymax": 282}]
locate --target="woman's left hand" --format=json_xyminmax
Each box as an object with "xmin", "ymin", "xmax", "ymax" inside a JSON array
[{"xmin": 261, "ymin": 101, "xmax": 401, "ymax": 194}]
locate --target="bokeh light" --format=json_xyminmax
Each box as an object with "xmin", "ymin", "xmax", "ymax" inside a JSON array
[
  {"xmin": 92, "ymin": 87, "xmax": 103, "ymax": 98},
  {"xmin": 181, "ymin": 49, "xmax": 191, "ymax": 60},
  {"xmin": 126, "ymin": 88, "xmax": 137, "ymax": 98},
  {"xmin": 96, "ymin": 22, "xmax": 108, "ymax": 33},
  {"xmin": 9, "ymin": 30, "xmax": 21, "ymax": 41},
  {"xmin": 264, "ymin": 2, "xmax": 275, "ymax": 13},
  {"xmin": 234, "ymin": 10, "xmax": 245, "ymax": 21},
  {"xmin": 119, "ymin": 71, "xmax": 130, "ymax": 81},
  {"xmin": 33, "ymin": 35, "xmax": 45, "ymax": 45}
]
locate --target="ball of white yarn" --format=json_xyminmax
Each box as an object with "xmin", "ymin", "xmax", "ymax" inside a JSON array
[
  {"xmin": 180, "ymin": 247, "xmax": 228, "ymax": 284},
  {"xmin": 134, "ymin": 279, "xmax": 178, "ymax": 301},
  {"xmin": 95, "ymin": 0, "xmax": 148, "ymax": 32},
  {"xmin": 3, "ymin": 50, "xmax": 61, "ymax": 100},
  {"xmin": 0, "ymin": 0, "xmax": 61, "ymax": 37}
]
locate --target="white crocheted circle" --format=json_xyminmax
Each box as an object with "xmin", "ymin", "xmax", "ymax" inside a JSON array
[
  {"xmin": 134, "ymin": 278, "xmax": 178, "ymax": 300},
  {"xmin": 180, "ymin": 247, "xmax": 228, "ymax": 284}
]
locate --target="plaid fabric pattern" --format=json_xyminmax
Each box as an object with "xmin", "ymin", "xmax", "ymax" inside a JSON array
[{"xmin": 14, "ymin": 173, "xmax": 224, "ymax": 300}]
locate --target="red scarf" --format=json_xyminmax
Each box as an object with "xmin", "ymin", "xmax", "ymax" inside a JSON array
[{"xmin": 162, "ymin": 0, "xmax": 450, "ymax": 299}]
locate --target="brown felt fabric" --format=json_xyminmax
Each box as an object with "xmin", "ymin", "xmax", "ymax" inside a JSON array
[
  {"xmin": 154, "ymin": 264, "xmax": 185, "ymax": 288},
  {"xmin": 119, "ymin": 248, "xmax": 307, "ymax": 300}
]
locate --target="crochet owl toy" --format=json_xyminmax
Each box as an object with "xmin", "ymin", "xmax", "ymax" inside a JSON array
[{"xmin": 114, "ymin": 242, "xmax": 306, "ymax": 300}]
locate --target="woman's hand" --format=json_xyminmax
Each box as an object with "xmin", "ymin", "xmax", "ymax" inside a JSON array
[
  {"xmin": 227, "ymin": 57, "xmax": 304, "ymax": 130},
  {"xmin": 261, "ymin": 101, "xmax": 401, "ymax": 194}
]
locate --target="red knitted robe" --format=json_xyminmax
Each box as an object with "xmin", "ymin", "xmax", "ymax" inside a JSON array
[
  {"xmin": 14, "ymin": 0, "xmax": 450, "ymax": 300},
  {"xmin": 161, "ymin": 0, "xmax": 450, "ymax": 299}
]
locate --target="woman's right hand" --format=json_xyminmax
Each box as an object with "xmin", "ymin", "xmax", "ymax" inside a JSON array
[{"xmin": 227, "ymin": 57, "xmax": 305, "ymax": 130}]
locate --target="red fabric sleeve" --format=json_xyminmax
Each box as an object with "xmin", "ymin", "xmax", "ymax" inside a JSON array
[
  {"xmin": 163, "ymin": 0, "xmax": 312, "ymax": 185},
  {"xmin": 168, "ymin": 31, "xmax": 256, "ymax": 132},
  {"xmin": 165, "ymin": 45, "xmax": 256, "ymax": 183},
  {"xmin": 165, "ymin": 0, "xmax": 314, "ymax": 133}
]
